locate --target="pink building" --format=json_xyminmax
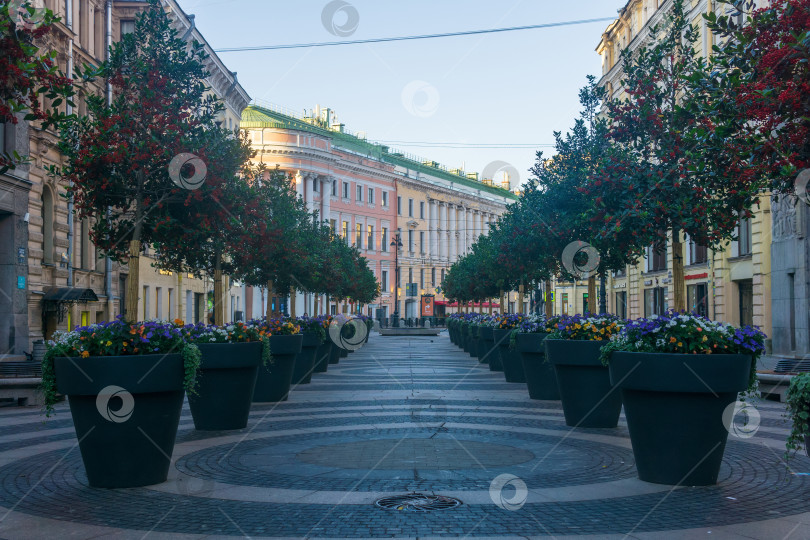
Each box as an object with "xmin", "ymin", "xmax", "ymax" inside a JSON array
[{"xmin": 241, "ymin": 104, "xmax": 398, "ymax": 318}]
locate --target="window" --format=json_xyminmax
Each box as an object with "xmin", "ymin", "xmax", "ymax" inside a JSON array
[
  {"xmin": 356, "ymin": 185, "xmax": 363, "ymax": 202},
  {"xmin": 613, "ymin": 267, "xmax": 626, "ymax": 278},
  {"xmin": 332, "ymin": 179, "xmax": 337, "ymax": 196},
  {"xmin": 420, "ymin": 201, "xmax": 425, "ymax": 219},
  {"xmin": 80, "ymin": 219, "xmax": 91, "ymax": 269},
  {"xmin": 562, "ymin": 292, "xmax": 569, "ymax": 315},
  {"xmin": 408, "ymin": 198, "xmax": 414, "ymax": 217},
  {"xmin": 687, "ymin": 283, "xmax": 708, "ymax": 318},
  {"xmin": 355, "ymin": 223, "xmax": 362, "ymax": 248},
  {"xmin": 583, "ymin": 293, "xmax": 590, "ymax": 314},
  {"xmin": 41, "ymin": 187, "xmax": 54, "ymax": 264},
  {"xmin": 120, "ymin": 19, "xmax": 135, "ymax": 36},
  {"xmin": 156, "ymin": 287, "xmax": 163, "ymax": 319},
  {"xmin": 367, "ymin": 225, "xmax": 374, "ymax": 250},
  {"xmin": 408, "ymin": 267, "xmax": 413, "ymax": 285},
  {"xmin": 342, "ymin": 182, "xmax": 349, "ymax": 199},
  {"xmin": 143, "ymin": 286, "xmax": 150, "ymax": 321},
  {"xmin": 397, "ymin": 196, "xmax": 402, "ymax": 215},
  {"xmin": 408, "ymin": 230, "xmax": 414, "ymax": 252},
  {"xmin": 382, "ymin": 191, "xmax": 388, "ymax": 206},
  {"xmin": 689, "ymin": 237, "xmax": 708, "ymax": 265},
  {"xmin": 648, "ymin": 240, "xmax": 667, "ymax": 272},
  {"xmin": 313, "ymin": 178, "xmax": 319, "ymax": 192},
  {"xmin": 168, "ymin": 288, "xmax": 174, "ymax": 320},
  {"xmin": 330, "ymin": 219, "xmax": 337, "ymax": 235},
  {"xmin": 737, "ymin": 216, "xmax": 752, "ymax": 256},
  {"xmin": 368, "ymin": 187, "xmax": 374, "ymax": 204},
  {"xmin": 420, "ymin": 268, "xmax": 424, "ymax": 288},
  {"xmin": 644, "ymin": 287, "xmax": 667, "ymax": 317},
  {"xmin": 381, "ymin": 227, "xmax": 388, "ymax": 251},
  {"xmin": 615, "ymin": 291, "xmax": 627, "ymax": 319},
  {"xmin": 342, "ymin": 221, "xmax": 349, "ymax": 242},
  {"xmin": 419, "ymin": 231, "xmax": 425, "ymax": 253},
  {"xmin": 441, "ymin": 269, "xmax": 445, "ymax": 283},
  {"xmin": 381, "ymin": 270, "xmax": 388, "ymax": 292}
]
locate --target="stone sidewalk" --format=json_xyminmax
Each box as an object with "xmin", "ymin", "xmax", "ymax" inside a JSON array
[{"xmin": 0, "ymin": 332, "xmax": 808, "ymax": 539}]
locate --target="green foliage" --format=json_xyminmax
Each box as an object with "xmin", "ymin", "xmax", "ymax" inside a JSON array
[{"xmin": 786, "ymin": 373, "xmax": 810, "ymax": 457}]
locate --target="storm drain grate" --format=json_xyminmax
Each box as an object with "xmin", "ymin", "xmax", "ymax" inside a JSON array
[{"xmin": 375, "ymin": 493, "xmax": 463, "ymax": 512}]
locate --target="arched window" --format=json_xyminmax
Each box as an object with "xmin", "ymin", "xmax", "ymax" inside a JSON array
[{"xmin": 41, "ymin": 186, "xmax": 55, "ymax": 264}]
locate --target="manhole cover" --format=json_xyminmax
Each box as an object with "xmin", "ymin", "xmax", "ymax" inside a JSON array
[{"xmin": 375, "ymin": 493, "xmax": 462, "ymax": 512}]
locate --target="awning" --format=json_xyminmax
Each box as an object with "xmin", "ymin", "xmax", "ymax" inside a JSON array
[
  {"xmin": 434, "ymin": 300, "xmax": 448, "ymax": 306},
  {"xmin": 446, "ymin": 301, "xmax": 500, "ymax": 308},
  {"xmin": 42, "ymin": 287, "xmax": 99, "ymax": 303}
]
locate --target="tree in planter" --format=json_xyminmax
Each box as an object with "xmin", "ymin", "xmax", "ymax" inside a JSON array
[
  {"xmin": 149, "ymin": 135, "xmax": 255, "ymax": 325},
  {"xmin": 229, "ymin": 168, "xmax": 317, "ymax": 319},
  {"xmin": 581, "ymin": 0, "xmax": 764, "ymax": 311},
  {"xmin": 1, "ymin": 0, "xmax": 73, "ymax": 172},
  {"xmin": 694, "ymin": 0, "xmax": 809, "ymax": 198},
  {"xmin": 52, "ymin": 0, "xmax": 227, "ymax": 321}
]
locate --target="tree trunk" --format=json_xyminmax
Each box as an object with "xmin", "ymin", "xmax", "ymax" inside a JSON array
[
  {"xmin": 518, "ymin": 282, "xmax": 525, "ymax": 314},
  {"xmin": 266, "ymin": 280, "xmax": 274, "ymax": 320},
  {"xmin": 289, "ymin": 286, "xmax": 296, "ymax": 318},
  {"xmin": 672, "ymin": 228, "xmax": 685, "ymax": 312},
  {"xmin": 177, "ymin": 273, "xmax": 183, "ymax": 322},
  {"xmin": 124, "ymin": 171, "xmax": 145, "ymax": 322},
  {"xmin": 325, "ymin": 294, "xmax": 330, "ymax": 316},
  {"xmin": 313, "ymin": 295, "xmax": 319, "ymax": 316},
  {"xmin": 213, "ymin": 248, "xmax": 224, "ymax": 326},
  {"xmin": 587, "ymin": 276, "xmax": 597, "ymax": 314},
  {"xmin": 545, "ymin": 280, "xmax": 553, "ymax": 318},
  {"xmin": 125, "ymin": 239, "xmax": 141, "ymax": 322},
  {"xmin": 499, "ymin": 289, "xmax": 505, "ymax": 314},
  {"xmin": 488, "ymin": 299, "xmax": 493, "ymax": 315},
  {"xmin": 599, "ymin": 272, "xmax": 607, "ymax": 314}
]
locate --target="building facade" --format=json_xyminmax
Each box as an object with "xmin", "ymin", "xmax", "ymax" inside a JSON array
[
  {"xmin": 582, "ymin": 0, "xmax": 776, "ymax": 349},
  {"xmin": 240, "ymin": 103, "xmax": 516, "ymax": 320},
  {"xmin": 4, "ymin": 0, "xmax": 247, "ymax": 359}
]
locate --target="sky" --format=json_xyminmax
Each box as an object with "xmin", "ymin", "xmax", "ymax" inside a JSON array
[{"xmin": 178, "ymin": 0, "xmax": 617, "ymax": 186}]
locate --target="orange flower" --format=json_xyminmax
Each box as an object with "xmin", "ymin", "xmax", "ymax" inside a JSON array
[
  {"xmin": 81, "ymin": 351, "xmax": 90, "ymax": 358},
  {"xmin": 669, "ymin": 337, "xmax": 677, "ymax": 343}
]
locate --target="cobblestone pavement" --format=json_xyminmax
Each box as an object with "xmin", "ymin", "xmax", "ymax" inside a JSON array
[{"xmin": 0, "ymin": 332, "xmax": 809, "ymax": 539}]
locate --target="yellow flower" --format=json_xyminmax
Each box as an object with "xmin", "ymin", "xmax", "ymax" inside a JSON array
[
  {"xmin": 106, "ymin": 341, "xmax": 112, "ymax": 346},
  {"xmin": 677, "ymin": 342, "xmax": 683, "ymax": 347}
]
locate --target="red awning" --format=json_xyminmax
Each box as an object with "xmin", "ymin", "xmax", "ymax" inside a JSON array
[
  {"xmin": 434, "ymin": 300, "xmax": 448, "ymax": 306},
  {"xmin": 446, "ymin": 302, "xmax": 501, "ymax": 308}
]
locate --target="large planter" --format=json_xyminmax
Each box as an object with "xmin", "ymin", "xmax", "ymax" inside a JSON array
[
  {"xmin": 253, "ymin": 335, "xmax": 303, "ymax": 402},
  {"xmin": 54, "ymin": 353, "xmax": 186, "ymax": 488},
  {"xmin": 494, "ymin": 329, "xmax": 525, "ymax": 383},
  {"xmin": 189, "ymin": 342, "xmax": 262, "ymax": 431},
  {"xmin": 328, "ymin": 340, "xmax": 342, "ymax": 364},
  {"xmin": 479, "ymin": 327, "xmax": 502, "ymax": 371},
  {"xmin": 314, "ymin": 342, "xmax": 331, "ymax": 373},
  {"xmin": 515, "ymin": 332, "xmax": 559, "ymax": 400},
  {"xmin": 469, "ymin": 334, "xmax": 480, "ymax": 358},
  {"xmin": 545, "ymin": 339, "xmax": 621, "ymax": 428},
  {"xmin": 292, "ymin": 333, "xmax": 321, "ymax": 385},
  {"xmin": 609, "ymin": 351, "xmax": 753, "ymax": 486}
]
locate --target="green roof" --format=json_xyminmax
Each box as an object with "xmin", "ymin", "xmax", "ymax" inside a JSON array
[{"xmin": 241, "ymin": 104, "xmax": 518, "ymax": 200}]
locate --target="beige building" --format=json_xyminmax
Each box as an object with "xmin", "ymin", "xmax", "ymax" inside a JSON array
[{"xmin": 561, "ymin": 0, "xmax": 773, "ymax": 341}]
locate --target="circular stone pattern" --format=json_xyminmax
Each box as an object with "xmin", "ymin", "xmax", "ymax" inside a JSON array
[{"xmin": 297, "ymin": 438, "xmax": 535, "ymax": 469}]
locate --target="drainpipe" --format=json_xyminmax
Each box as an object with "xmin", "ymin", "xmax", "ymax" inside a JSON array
[
  {"xmin": 103, "ymin": 0, "xmax": 113, "ymax": 314},
  {"xmin": 65, "ymin": 0, "xmax": 74, "ymax": 286}
]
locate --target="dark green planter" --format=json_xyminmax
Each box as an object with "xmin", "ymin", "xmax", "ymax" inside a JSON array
[
  {"xmin": 516, "ymin": 332, "xmax": 559, "ymax": 400},
  {"xmin": 478, "ymin": 327, "xmax": 501, "ymax": 370},
  {"xmin": 545, "ymin": 339, "xmax": 621, "ymax": 428},
  {"xmin": 314, "ymin": 342, "xmax": 331, "ymax": 373},
  {"xmin": 469, "ymin": 337, "xmax": 479, "ymax": 358},
  {"xmin": 328, "ymin": 340, "xmax": 342, "ymax": 364},
  {"xmin": 189, "ymin": 342, "xmax": 262, "ymax": 431},
  {"xmin": 253, "ymin": 334, "xmax": 303, "ymax": 402},
  {"xmin": 494, "ymin": 329, "xmax": 525, "ymax": 382},
  {"xmin": 609, "ymin": 351, "xmax": 753, "ymax": 486},
  {"xmin": 292, "ymin": 333, "xmax": 321, "ymax": 385},
  {"xmin": 54, "ymin": 353, "xmax": 185, "ymax": 488},
  {"xmin": 340, "ymin": 348, "xmax": 349, "ymax": 358}
]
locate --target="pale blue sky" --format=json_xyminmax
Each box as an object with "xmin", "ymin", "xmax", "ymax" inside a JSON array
[{"xmin": 179, "ymin": 0, "xmax": 617, "ymax": 185}]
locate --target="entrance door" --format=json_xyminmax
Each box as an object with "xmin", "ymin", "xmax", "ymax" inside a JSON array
[{"xmin": 738, "ymin": 280, "xmax": 753, "ymax": 327}]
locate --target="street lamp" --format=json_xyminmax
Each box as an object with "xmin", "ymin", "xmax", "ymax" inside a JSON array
[{"xmin": 390, "ymin": 228, "xmax": 403, "ymax": 327}]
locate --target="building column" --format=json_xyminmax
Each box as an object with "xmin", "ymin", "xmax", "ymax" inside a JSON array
[
  {"xmin": 449, "ymin": 205, "xmax": 456, "ymax": 261},
  {"xmin": 428, "ymin": 199, "xmax": 436, "ymax": 259},
  {"xmin": 305, "ymin": 173, "xmax": 316, "ymax": 216},
  {"xmin": 439, "ymin": 202, "xmax": 448, "ymax": 260},
  {"xmin": 320, "ymin": 176, "xmax": 332, "ymax": 224},
  {"xmin": 466, "ymin": 209, "xmax": 473, "ymax": 254}
]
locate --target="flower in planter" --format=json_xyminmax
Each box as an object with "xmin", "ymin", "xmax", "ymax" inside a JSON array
[
  {"xmin": 599, "ymin": 311, "xmax": 767, "ymax": 390},
  {"xmin": 547, "ymin": 313, "xmax": 625, "ymax": 341},
  {"xmin": 785, "ymin": 372, "xmax": 810, "ymax": 458},
  {"xmin": 296, "ymin": 315, "xmax": 328, "ymax": 343},
  {"xmin": 248, "ymin": 317, "xmax": 302, "ymax": 336},
  {"xmin": 41, "ymin": 316, "xmax": 201, "ymax": 416}
]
